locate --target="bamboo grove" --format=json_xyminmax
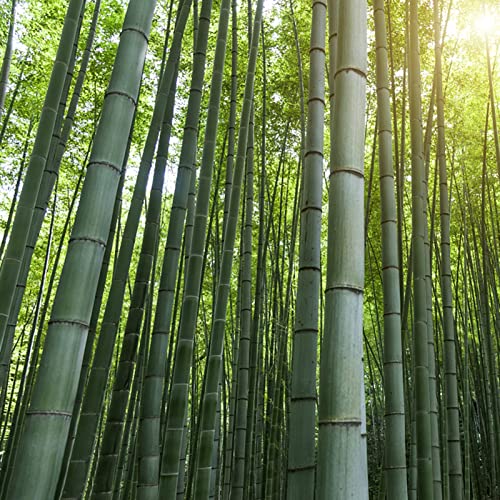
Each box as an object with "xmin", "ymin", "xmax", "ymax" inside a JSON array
[{"xmin": 0, "ymin": 0, "xmax": 498, "ymax": 498}]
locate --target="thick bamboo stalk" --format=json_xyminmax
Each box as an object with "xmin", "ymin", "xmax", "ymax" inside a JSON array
[
  {"xmin": 3, "ymin": 1, "xmax": 157, "ymax": 497},
  {"xmin": 61, "ymin": 3, "xmax": 191, "ymax": 496},
  {"xmin": 317, "ymin": 0, "xmax": 368, "ymax": 498}
]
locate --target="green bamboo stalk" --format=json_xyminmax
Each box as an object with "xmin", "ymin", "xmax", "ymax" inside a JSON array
[
  {"xmin": 230, "ymin": 101, "xmax": 255, "ymax": 499},
  {"xmin": 244, "ymin": 26, "xmax": 273, "ymax": 499},
  {"xmin": 133, "ymin": 68, "xmax": 179, "ymax": 500},
  {"xmin": 3, "ymin": 1, "xmax": 157, "ymax": 497},
  {"xmin": 373, "ymin": 1, "xmax": 408, "ymax": 497},
  {"xmin": 61, "ymin": 5, "xmax": 192, "ymax": 497},
  {"xmin": 89, "ymin": 52, "xmax": 186, "ymax": 500},
  {"xmin": 408, "ymin": 0, "xmax": 434, "ymax": 497},
  {"xmin": 462, "ymin": 170, "xmax": 470, "ymax": 500},
  {"xmin": 422, "ymin": 81, "xmax": 442, "ymax": 500},
  {"xmin": 189, "ymin": 1, "xmax": 263, "ymax": 497},
  {"xmin": 0, "ymin": 62, "xmax": 24, "ymax": 147},
  {"xmin": 0, "ymin": 0, "xmax": 17, "ymax": 122},
  {"xmin": 221, "ymin": 303, "xmax": 239, "ymax": 499},
  {"xmin": 154, "ymin": 0, "xmax": 233, "ymax": 495},
  {"xmin": 479, "ymin": 117, "xmax": 500, "ymax": 497},
  {"xmin": 221, "ymin": 5, "xmax": 238, "ymax": 498},
  {"xmin": 0, "ymin": 141, "xmax": 90, "ymax": 496},
  {"xmin": 90, "ymin": 116, "xmax": 170, "ymax": 499},
  {"xmin": 433, "ymin": 1, "xmax": 463, "ymax": 497},
  {"xmin": 222, "ymin": 0, "xmax": 239, "ymax": 238},
  {"xmin": 114, "ymin": 295, "xmax": 151, "ymax": 500},
  {"xmin": 0, "ymin": 175, "xmax": 55, "ymax": 458},
  {"xmin": 0, "ymin": 0, "xmax": 86, "ymax": 399},
  {"xmin": 0, "ymin": 0, "xmax": 98, "ymax": 408},
  {"xmin": 56, "ymin": 141, "xmax": 125, "ymax": 500},
  {"xmin": 317, "ymin": 0, "xmax": 368, "ymax": 497},
  {"xmin": 0, "ymin": 0, "xmax": 84, "ymax": 352},
  {"xmin": 386, "ymin": 0, "xmax": 405, "ymax": 315},
  {"xmin": 0, "ymin": 119, "xmax": 32, "ymax": 264},
  {"xmin": 287, "ymin": 0, "xmax": 325, "ymax": 496}
]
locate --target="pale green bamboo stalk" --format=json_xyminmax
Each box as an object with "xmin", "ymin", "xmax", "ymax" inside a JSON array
[
  {"xmin": 151, "ymin": 0, "xmax": 226, "ymax": 495},
  {"xmin": 373, "ymin": 1, "xmax": 408, "ymax": 497},
  {"xmin": 154, "ymin": 0, "xmax": 231, "ymax": 493},
  {"xmin": 220, "ymin": 7, "xmax": 238, "ymax": 483},
  {"xmin": 426, "ymin": 208, "xmax": 442, "ymax": 500},
  {"xmin": 113, "ymin": 295, "xmax": 151, "ymax": 500},
  {"xmin": 89, "ymin": 36, "xmax": 188, "ymax": 497},
  {"xmin": 243, "ymin": 27, "xmax": 271, "ymax": 496},
  {"xmin": 3, "ymin": 1, "xmax": 157, "ymax": 497},
  {"xmin": 317, "ymin": 0, "xmax": 368, "ymax": 498},
  {"xmin": 56, "ymin": 142, "xmax": 125, "ymax": 500},
  {"xmin": 90, "ymin": 125, "xmax": 169, "ymax": 499}
]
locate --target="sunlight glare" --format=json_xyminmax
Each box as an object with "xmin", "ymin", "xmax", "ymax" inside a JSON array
[
  {"xmin": 473, "ymin": 12, "xmax": 496, "ymax": 37},
  {"xmin": 264, "ymin": 0, "xmax": 274, "ymax": 13}
]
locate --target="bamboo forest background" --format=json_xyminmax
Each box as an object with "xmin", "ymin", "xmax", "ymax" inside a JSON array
[{"xmin": 0, "ymin": 0, "xmax": 498, "ymax": 498}]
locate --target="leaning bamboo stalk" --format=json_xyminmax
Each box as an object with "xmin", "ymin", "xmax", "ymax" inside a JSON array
[
  {"xmin": 231, "ymin": 100, "xmax": 255, "ymax": 500},
  {"xmin": 3, "ymin": 1, "xmax": 157, "ymax": 497},
  {"xmin": 0, "ymin": 0, "xmax": 85, "ymax": 351},
  {"xmin": 0, "ymin": 0, "xmax": 17, "ymax": 122},
  {"xmin": 0, "ymin": 0, "xmax": 85, "ymax": 404},
  {"xmin": 0, "ymin": 119, "xmax": 32, "ymax": 263},
  {"xmin": 61, "ymin": 4, "xmax": 191, "ymax": 497}
]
